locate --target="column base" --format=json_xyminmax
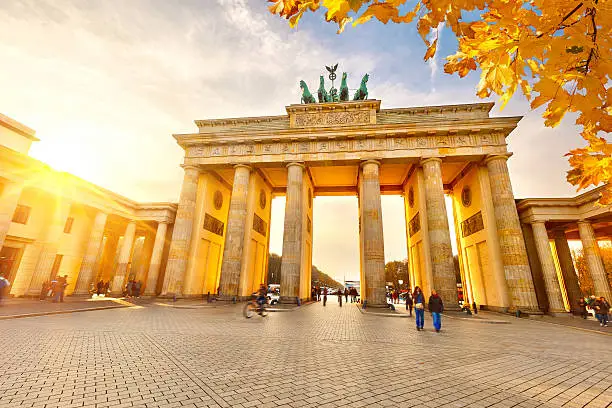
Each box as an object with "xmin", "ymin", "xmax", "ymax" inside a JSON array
[
  {"xmin": 279, "ymin": 296, "xmax": 299, "ymax": 304},
  {"xmin": 217, "ymin": 295, "xmax": 249, "ymax": 302},
  {"xmin": 547, "ymin": 311, "xmax": 572, "ymax": 317},
  {"xmin": 509, "ymin": 306, "xmax": 543, "ymax": 315}
]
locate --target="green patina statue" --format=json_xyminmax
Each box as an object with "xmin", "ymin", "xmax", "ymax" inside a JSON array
[
  {"xmin": 339, "ymin": 72, "xmax": 349, "ymax": 102},
  {"xmin": 353, "ymin": 73, "xmax": 369, "ymax": 100},
  {"xmin": 317, "ymin": 75, "xmax": 330, "ymax": 103},
  {"xmin": 299, "ymin": 66, "xmax": 371, "ymax": 104},
  {"xmin": 300, "ymin": 80, "xmax": 316, "ymax": 104}
]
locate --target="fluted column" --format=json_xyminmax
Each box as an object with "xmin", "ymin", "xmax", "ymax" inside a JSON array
[
  {"xmin": 485, "ymin": 155, "xmax": 539, "ymax": 312},
  {"xmin": 359, "ymin": 160, "xmax": 386, "ymax": 306},
  {"xmin": 218, "ymin": 165, "xmax": 252, "ymax": 298},
  {"xmin": 27, "ymin": 201, "xmax": 72, "ymax": 296},
  {"xmin": 553, "ymin": 229, "xmax": 582, "ymax": 313},
  {"xmin": 421, "ymin": 158, "xmax": 459, "ymax": 310},
  {"xmin": 531, "ymin": 222, "xmax": 565, "ymax": 313},
  {"xmin": 161, "ymin": 165, "xmax": 200, "ymax": 296},
  {"xmin": 73, "ymin": 211, "xmax": 108, "ymax": 295},
  {"xmin": 578, "ymin": 221, "xmax": 612, "ymax": 299},
  {"xmin": 0, "ymin": 182, "xmax": 23, "ymax": 251},
  {"xmin": 144, "ymin": 221, "xmax": 168, "ymax": 296},
  {"xmin": 280, "ymin": 163, "xmax": 305, "ymax": 303},
  {"xmin": 111, "ymin": 221, "xmax": 136, "ymax": 294}
]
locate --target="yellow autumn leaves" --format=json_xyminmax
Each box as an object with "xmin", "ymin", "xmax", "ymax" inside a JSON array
[{"xmin": 268, "ymin": 0, "xmax": 612, "ymax": 203}]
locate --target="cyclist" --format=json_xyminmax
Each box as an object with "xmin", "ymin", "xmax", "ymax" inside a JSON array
[{"xmin": 256, "ymin": 284, "xmax": 267, "ymax": 310}]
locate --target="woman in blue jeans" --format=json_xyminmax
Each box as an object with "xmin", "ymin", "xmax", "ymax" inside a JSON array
[
  {"xmin": 428, "ymin": 289, "xmax": 444, "ymax": 332},
  {"xmin": 413, "ymin": 286, "xmax": 425, "ymax": 331}
]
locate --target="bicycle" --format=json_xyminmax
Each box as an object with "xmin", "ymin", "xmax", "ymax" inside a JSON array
[{"xmin": 243, "ymin": 295, "xmax": 268, "ymax": 318}]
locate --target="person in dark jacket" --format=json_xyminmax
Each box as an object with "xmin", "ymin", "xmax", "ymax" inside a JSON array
[
  {"xmin": 413, "ymin": 286, "xmax": 425, "ymax": 330},
  {"xmin": 344, "ymin": 288, "xmax": 349, "ymax": 303},
  {"xmin": 428, "ymin": 289, "xmax": 444, "ymax": 332},
  {"xmin": 337, "ymin": 289, "xmax": 343, "ymax": 307},
  {"xmin": 405, "ymin": 292, "xmax": 413, "ymax": 316},
  {"xmin": 593, "ymin": 297, "xmax": 610, "ymax": 327},
  {"xmin": 578, "ymin": 297, "xmax": 588, "ymax": 319}
]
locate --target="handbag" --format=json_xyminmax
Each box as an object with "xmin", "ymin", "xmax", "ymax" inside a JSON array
[{"xmin": 415, "ymin": 303, "xmax": 424, "ymax": 310}]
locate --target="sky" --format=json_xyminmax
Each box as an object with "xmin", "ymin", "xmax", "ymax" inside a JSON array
[{"xmin": 0, "ymin": 0, "xmax": 587, "ymax": 283}]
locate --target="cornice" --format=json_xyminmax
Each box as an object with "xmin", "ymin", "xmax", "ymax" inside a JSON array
[{"xmin": 0, "ymin": 113, "xmax": 38, "ymax": 140}]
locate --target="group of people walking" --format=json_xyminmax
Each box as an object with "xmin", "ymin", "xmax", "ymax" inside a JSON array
[
  {"xmin": 40, "ymin": 275, "xmax": 69, "ymax": 302},
  {"xmin": 311, "ymin": 286, "xmax": 360, "ymax": 306},
  {"xmin": 407, "ymin": 286, "xmax": 444, "ymax": 332},
  {"xmin": 579, "ymin": 295, "xmax": 610, "ymax": 326}
]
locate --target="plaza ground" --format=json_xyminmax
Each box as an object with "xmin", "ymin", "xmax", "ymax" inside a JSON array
[{"xmin": 0, "ymin": 298, "xmax": 610, "ymax": 408}]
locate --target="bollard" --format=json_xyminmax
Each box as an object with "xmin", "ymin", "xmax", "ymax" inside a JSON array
[
  {"xmin": 296, "ymin": 297, "xmax": 301, "ymax": 306},
  {"xmin": 232, "ymin": 296, "xmax": 237, "ymax": 304},
  {"xmin": 173, "ymin": 294, "xmax": 177, "ymax": 303},
  {"xmin": 515, "ymin": 309, "xmax": 521, "ymax": 318},
  {"xmin": 362, "ymin": 300, "xmax": 367, "ymax": 310}
]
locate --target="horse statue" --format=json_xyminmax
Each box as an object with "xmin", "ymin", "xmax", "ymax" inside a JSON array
[
  {"xmin": 339, "ymin": 72, "xmax": 349, "ymax": 102},
  {"xmin": 353, "ymin": 73, "xmax": 369, "ymax": 100},
  {"xmin": 300, "ymin": 80, "xmax": 316, "ymax": 104},
  {"xmin": 317, "ymin": 76, "xmax": 330, "ymax": 103}
]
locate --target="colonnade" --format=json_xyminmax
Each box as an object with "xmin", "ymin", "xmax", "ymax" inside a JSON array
[{"xmin": 525, "ymin": 220, "xmax": 612, "ymax": 313}]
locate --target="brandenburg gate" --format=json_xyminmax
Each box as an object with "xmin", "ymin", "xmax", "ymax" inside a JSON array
[{"xmin": 160, "ymin": 96, "xmax": 542, "ymax": 313}]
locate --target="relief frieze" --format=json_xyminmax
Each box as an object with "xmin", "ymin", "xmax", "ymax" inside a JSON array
[
  {"xmin": 294, "ymin": 111, "xmax": 370, "ymax": 128},
  {"xmin": 186, "ymin": 132, "xmax": 502, "ymax": 158}
]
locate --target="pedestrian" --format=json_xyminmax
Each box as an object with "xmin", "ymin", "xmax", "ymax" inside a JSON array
[
  {"xmin": 40, "ymin": 280, "xmax": 50, "ymax": 301},
  {"xmin": 134, "ymin": 280, "xmax": 142, "ymax": 298},
  {"xmin": 413, "ymin": 286, "xmax": 425, "ymax": 331},
  {"xmin": 392, "ymin": 290, "xmax": 398, "ymax": 304},
  {"xmin": 103, "ymin": 281, "xmax": 110, "ymax": 296},
  {"xmin": 0, "ymin": 275, "xmax": 10, "ymax": 306},
  {"xmin": 593, "ymin": 296, "xmax": 610, "ymax": 327},
  {"xmin": 428, "ymin": 289, "xmax": 444, "ymax": 333},
  {"xmin": 405, "ymin": 292, "xmax": 413, "ymax": 316},
  {"xmin": 126, "ymin": 280, "xmax": 134, "ymax": 298},
  {"xmin": 337, "ymin": 289, "xmax": 342, "ymax": 307},
  {"xmin": 344, "ymin": 287, "xmax": 349, "ymax": 303},
  {"xmin": 323, "ymin": 287, "xmax": 328, "ymax": 306},
  {"xmin": 472, "ymin": 300, "xmax": 478, "ymax": 315},
  {"xmin": 59, "ymin": 275, "xmax": 68, "ymax": 302},
  {"xmin": 311, "ymin": 287, "xmax": 316, "ymax": 301},
  {"xmin": 578, "ymin": 297, "xmax": 588, "ymax": 319},
  {"xmin": 96, "ymin": 280, "xmax": 104, "ymax": 296}
]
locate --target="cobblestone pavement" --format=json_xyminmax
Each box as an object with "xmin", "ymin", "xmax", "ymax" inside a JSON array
[{"xmin": 0, "ymin": 298, "xmax": 610, "ymax": 408}]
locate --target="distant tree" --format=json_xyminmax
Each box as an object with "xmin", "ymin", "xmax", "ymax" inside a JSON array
[
  {"xmin": 267, "ymin": 253, "xmax": 343, "ymax": 289},
  {"xmin": 267, "ymin": 253, "xmax": 282, "ymax": 285},
  {"xmin": 572, "ymin": 248, "xmax": 594, "ymax": 296},
  {"xmin": 384, "ymin": 259, "xmax": 409, "ymax": 290}
]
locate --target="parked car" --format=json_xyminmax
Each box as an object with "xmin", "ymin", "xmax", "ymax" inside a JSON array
[{"xmin": 267, "ymin": 292, "xmax": 279, "ymax": 305}]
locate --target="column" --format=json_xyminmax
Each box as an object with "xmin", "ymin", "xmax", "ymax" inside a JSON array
[
  {"xmin": 27, "ymin": 200, "xmax": 72, "ymax": 296},
  {"xmin": 144, "ymin": 221, "xmax": 168, "ymax": 296},
  {"xmin": 0, "ymin": 182, "xmax": 23, "ymax": 251},
  {"xmin": 218, "ymin": 165, "xmax": 252, "ymax": 298},
  {"xmin": 359, "ymin": 160, "xmax": 386, "ymax": 306},
  {"xmin": 421, "ymin": 158, "xmax": 459, "ymax": 310},
  {"xmin": 110, "ymin": 221, "xmax": 136, "ymax": 294},
  {"xmin": 553, "ymin": 229, "xmax": 582, "ymax": 312},
  {"xmin": 161, "ymin": 165, "xmax": 200, "ymax": 296},
  {"xmin": 578, "ymin": 221, "xmax": 612, "ymax": 299},
  {"xmin": 485, "ymin": 155, "xmax": 540, "ymax": 312},
  {"xmin": 531, "ymin": 222, "xmax": 565, "ymax": 313},
  {"xmin": 280, "ymin": 163, "xmax": 304, "ymax": 303},
  {"xmin": 73, "ymin": 211, "xmax": 108, "ymax": 295}
]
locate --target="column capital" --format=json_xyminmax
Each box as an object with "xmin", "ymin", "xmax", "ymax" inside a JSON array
[
  {"xmin": 577, "ymin": 219, "xmax": 591, "ymax": 226},
  {"xmin": 419, "ymin": 157, "xmax": 443, "ymax": 167},
  {"xmin": 530, "ymin": 219, "xmax": 548, "ymax": 225},
  {"xmin": 286, "ymin": 162, "xmax": 305, "ymax": 169},
  {"xmin": 233, "ymin": 164, "xmax": 252, "ymax": 172},
  {"xmin": 360, "ymin": 159, "xmax": 381, "ymax": 168},
  {"xmin": 484, "ymin": 153, "xmax": 512, "ymax": 165},
  {"xmin": 181, "ymin": 164, "xmax": 200, "ymax": 172}
]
